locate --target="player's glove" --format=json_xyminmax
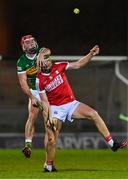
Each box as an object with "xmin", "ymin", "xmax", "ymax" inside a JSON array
[{"xmin": 33, "ymin": 101, "xmax": 44, "ymax": 111}]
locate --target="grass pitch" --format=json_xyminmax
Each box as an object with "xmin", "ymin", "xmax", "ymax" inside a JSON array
[{"xmin": 0, "ymin": 149, "xmax": 128, "ymax": 179}]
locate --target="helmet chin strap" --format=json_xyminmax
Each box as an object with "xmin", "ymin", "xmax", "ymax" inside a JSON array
[
  {"xmin": 28, "ymin": 43, "xmax": 39, "ymax": 54},
  {"xmin": 28, "ymin": 46, "xmax": 38, "ymax": 54}
]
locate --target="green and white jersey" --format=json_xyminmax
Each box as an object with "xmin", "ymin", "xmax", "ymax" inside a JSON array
[{"xmin": 17, "ymin": 47, "xmax": 47, "ymax": 90}]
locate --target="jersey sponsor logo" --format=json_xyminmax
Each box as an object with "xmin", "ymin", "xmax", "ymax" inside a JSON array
[
  {"xmin": 26, "ymin": 66, "xmax": 38, "ymax": 75},
  {"xmin": 45, "ymin": 74, "xmax": 63, "ymax": 92}
]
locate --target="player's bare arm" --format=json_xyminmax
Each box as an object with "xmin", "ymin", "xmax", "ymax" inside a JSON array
[
  {"xmin": 18, "ymin": 73, "xmax": 38, "ymax": 106},
  {"xmin": 39, "ymin": 92, "xmax": 57, "ymax": 131},
  {"xmin": 68, "ymin": 45, "xmax": 99, "ymax": 70},
  {"xmin": 37, "ymin": 48, "xmax": 51, "ymax": 67}
]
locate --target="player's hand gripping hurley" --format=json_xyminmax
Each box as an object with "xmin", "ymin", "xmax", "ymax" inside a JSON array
[{"xmin": 34, "ymin": 101, "xmax": 57, "ymax": 132}]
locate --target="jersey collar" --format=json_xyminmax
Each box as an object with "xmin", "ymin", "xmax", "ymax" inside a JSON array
[
  {"xmin": 26, "ymin": 53, "xmax": 37, "ymax": 60},
  {"xmin": 41, "ymin": 72, "xmax": 50, "ymax": 76}
]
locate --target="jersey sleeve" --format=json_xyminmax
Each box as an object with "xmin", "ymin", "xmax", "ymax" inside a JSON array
[
  {"xmin": 17, "ymin": 58, "xmax": 26, "ymax": 74},
  {"xmin": 65, "ymin": 62, "xmax": 69, "ymax": 70},
  {"xmin": 55, "ymin": 62, "xmax": 69, "ymax": 72}
]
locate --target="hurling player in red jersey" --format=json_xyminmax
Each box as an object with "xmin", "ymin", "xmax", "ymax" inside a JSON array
[{"xmin": 36, "ymin": 45, "xmax": 128, "ymax": 172}]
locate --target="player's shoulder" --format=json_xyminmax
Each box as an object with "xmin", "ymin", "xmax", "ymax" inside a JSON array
[
  {"xmin": 37, "ymin": 72, "xmax": 41, "ymax": 78},
  {"xmin": 37, "ymin": 72, "xmax": 46, "ymax": 81},
  {"xmin": 17, "ymin": 54, "xmax": 25, "ymax": 66},
  {"xmin": 54, "ymin": 61, "xmax": 69, "ymax": 69}
]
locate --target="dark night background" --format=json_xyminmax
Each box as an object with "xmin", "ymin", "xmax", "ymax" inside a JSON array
[{"xmin": 0, "ymin": 0, "xmax": 127, "ymax": 57}]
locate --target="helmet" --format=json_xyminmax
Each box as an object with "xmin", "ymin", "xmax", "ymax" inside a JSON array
[
  {"xmin": 21, "ymin": 35, "xmax": 39, "ymax": 54},
  {"xmin": 40, "ymin": 55, "xmax": 53, "ymax": 73}
]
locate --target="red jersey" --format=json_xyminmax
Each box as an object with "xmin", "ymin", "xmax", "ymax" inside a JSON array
[{"xmin": 36, "ymin": 62, "xmax": 76, "ymax": 105}]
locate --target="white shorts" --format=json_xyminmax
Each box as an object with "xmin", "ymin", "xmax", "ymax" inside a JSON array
[
  {"xmin": 51, "ymin": 100, "xmax": 80, "ymax": 122},
  {"xmin": 30, "ymin": 89, "xmax": 41, "ymax": 101}
]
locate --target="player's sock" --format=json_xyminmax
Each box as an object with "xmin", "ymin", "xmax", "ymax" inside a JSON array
[
  {"xmin": 44, "ymin": 160, "xmax": 53, "ymax": 172},
  {"xmin": 47, "ymin": 160, "xmax": 53, "ymax": 165},
  {"xmin": 105, "ymin": 134, "xmax": 114, "ymax": 147},
  {"xmin": 25, "ymin": 139, "xmax": 32, "ymax": 148}
]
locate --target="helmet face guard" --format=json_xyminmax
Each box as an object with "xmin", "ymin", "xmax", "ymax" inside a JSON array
[
  {"xmin": 40, "ymin": 56, "xmax": 53, "ymax": 73},
  {"xmin": 21, "ymin": 35, "xmax": 39, "ymax": 54}
]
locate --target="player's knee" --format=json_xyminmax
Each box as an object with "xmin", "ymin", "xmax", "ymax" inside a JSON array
[
  {"xmin": 89, "ymin": 110, "xmax": 99, "ymax": 121},
  {"xmin": 48, "ymin": 136, "xmax": 56, "ymax": 146}
]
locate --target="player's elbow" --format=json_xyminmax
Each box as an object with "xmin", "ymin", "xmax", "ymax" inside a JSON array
[{"xmin": 19, "ymin": 81, "xmax": 26, "ymax": 91}]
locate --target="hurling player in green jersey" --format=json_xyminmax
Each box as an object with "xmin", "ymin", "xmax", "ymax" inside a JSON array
[{"xmin": 17, "ymin": 35, "xmax": 51, "ymax": 158}]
